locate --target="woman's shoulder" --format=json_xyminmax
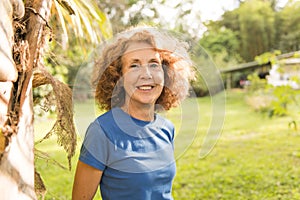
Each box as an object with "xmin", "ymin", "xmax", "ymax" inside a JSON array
[
  {"xmin": 96, "ymin": 107, "xmax": 123, "ymax": 122},
  {"xmin": 86, "ymin": 109, "xmax": 116, "ymax": 133}
]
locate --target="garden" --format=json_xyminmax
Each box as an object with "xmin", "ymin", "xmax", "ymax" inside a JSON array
[{"xmin": 35, "ymin": 89, "xmax": 300, "ymax": 199}]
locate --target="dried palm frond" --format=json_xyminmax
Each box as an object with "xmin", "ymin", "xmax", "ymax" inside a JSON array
[
  {"xmin": 34, "ymin": 168, "xmax": 47, "ymax": 200},
  {"xmin": 33, "ymin": 68, "xmax": 76, "ymax": 170}
]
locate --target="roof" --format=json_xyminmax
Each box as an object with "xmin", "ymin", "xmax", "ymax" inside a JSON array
[
  {"xmin": 220, "ymin": 51, "xmax": 300, "ymax": 74},
  {"xmin": 220, "ymin": 61, "xmax": 270, "ymax": 74}
]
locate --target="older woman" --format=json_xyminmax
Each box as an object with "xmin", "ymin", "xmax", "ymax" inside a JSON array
[{"xmin": 72, "ymin": 26, "xmax": 194, "ymax": 200}]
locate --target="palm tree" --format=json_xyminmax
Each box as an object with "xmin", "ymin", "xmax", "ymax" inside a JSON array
[{"xmin": 0, "ymin": 0, "xmax": 111, "ymax": 199}]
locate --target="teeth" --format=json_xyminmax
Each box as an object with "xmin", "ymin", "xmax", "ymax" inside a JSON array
[{"xmin": 138, "ymin": 86, "xmax": 152, "ymax": 90}]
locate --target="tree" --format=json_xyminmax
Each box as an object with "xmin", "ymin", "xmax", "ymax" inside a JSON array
[
  {"xmin": 200, "ymin": 27, "xmax": 243, "ymax": 68},
  {"xmin": 238, "ymin": 0, "xmax": 276, "ymax": 61},
  {"xmin": 276, "ymin": 0, "xmax": 300, "ymax": 52},
  {"xmin": 0, "ymin": 0, "xmax": 111, "ymax": 199}
]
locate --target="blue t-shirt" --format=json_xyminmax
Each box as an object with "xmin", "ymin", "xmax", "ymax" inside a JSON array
[{"xmin": 79, "ymin": 107, "xmax": 176, "ymax": 200}]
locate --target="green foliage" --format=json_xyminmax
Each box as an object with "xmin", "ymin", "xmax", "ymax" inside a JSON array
[
  {"xmin": 219, "ymin": 9, "xmax": 240, "ymax": 34},
  {"xmin": 238, "ymin": 0, "xmax": 276, "ymax": 61},
  {"xmin": 190, "ymin": 76, "xmax": 208, "ymax": 97},
  {"xmin": 245, "ymin": 72, "xmax": 300, "ymax": 118},
  {"xmin": 189, "ymin": 38, "xmax": 226, "ymax": 97},
  {"xmin": 51, "ymin": 0, "xmax": 112, "ymax": 44},
  {"xmin": 245, "ymin": 93, "xmax": 273, "ymax": 114},
  {"xmin": 276, "ymin": 1, "xmax": 300, "ymax": 52},
  {"xmin": 245, "ymin": 73, "xmax": 273, "ymax": 115},
  {"xmin": 189, "ymin": 55, "xmax": 224, "ymax": 97},
  {"xmin": 255, "ymin": 50, "xmax": 282, "ymax": 65},
  {"xmin": 72, "ymin": 61, "xmax": 94, "ymax": 101},
  {"xmin": 269, "ymin": 85, "xmax": 299, "ymax": 116},
  {"xmin": 45, "ymin": 36, "xmax": 89, "ymax": 86},
  {"xmin": 199, "ymin": 28, "xmax": 243, "ymax": 68},
  {"xmin": 246, "ymin": 73, "xmax": 268, "ymax": 92}
]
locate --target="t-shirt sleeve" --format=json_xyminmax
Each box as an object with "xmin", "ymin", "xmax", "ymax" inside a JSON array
[{"xmin": 79, "ymin": 120, "xmax": 108, "ymax": 171}]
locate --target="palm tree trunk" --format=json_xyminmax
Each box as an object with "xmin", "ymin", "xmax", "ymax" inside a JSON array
[{"xmin": 0, "ymin": 0, "xmax": 52, "ymax": 199}]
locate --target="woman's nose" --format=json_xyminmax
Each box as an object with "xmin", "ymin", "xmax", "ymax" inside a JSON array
[{"xmin": 140, "ymin": 65, "xmax": 152, "ymax": 79}]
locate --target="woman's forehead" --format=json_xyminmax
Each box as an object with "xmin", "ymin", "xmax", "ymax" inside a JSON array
[
  {"xmin": 124, "ymin": 41, "xmax": 155, "ymax": 53},
  {"xmin": 122, "ymin": 42, "xmax": 160, "ymax": 60}
]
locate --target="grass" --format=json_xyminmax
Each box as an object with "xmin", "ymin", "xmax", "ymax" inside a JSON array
[{"xmin": 34, "ymin": 89, "xmax": 300, "ymax": 199}]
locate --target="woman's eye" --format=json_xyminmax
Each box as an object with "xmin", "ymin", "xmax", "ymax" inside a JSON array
[
  {"xmin": 149, "ymin": 63, "xmax": 160, "ymax": 68},
  {"xmin": 130, "ymin": 64, "xmax": 140, "ymax": 68}
]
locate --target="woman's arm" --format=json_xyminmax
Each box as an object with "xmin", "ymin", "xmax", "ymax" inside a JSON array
[{"xmin": 72, "ymin": 161, "xmax": 103, "ymax": 200}]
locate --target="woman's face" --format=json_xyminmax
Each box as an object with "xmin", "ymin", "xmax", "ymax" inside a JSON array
[{"xmin": 121, "ymin": 41, "xmax": 164, "ymax": 108}]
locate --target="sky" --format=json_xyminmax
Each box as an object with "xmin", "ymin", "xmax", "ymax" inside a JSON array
[
  {"xmin": 195, "ymin": 0, "xmax": 289, "ymax": 22},
  {"xmin": 158, "ymin": 0, "xmax": 290, "ymax": 37},
  {"xmin": 194, "ymin": 0, "xmax": 239, "ymax": 22}
]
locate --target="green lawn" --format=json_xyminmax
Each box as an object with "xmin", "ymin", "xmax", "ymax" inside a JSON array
[{"xmin": 34, "ymin": 89, "xmax": 300, "ymax": 199}]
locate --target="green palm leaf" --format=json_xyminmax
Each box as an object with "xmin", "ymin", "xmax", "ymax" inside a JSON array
[{"xmin": 52, "ymin": 0, "xmax": 112, "ymax": 45}]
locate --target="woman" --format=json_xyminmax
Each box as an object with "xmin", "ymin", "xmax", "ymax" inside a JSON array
[{"xmin": 72, "ymin": 26, "xmax": 194, "ymax": 200}]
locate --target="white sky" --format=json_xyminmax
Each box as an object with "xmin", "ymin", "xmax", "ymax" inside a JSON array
[
  {"xmin": 162, "ymin": 0, "xmax": 289, "ymax": 22},
  {"xmin": 194, "ymin": 0, "xmax": 239, "ymax": 22},
  {"xmin": 157, "ymin": 0, "xmax": 290, "ymax": 37},
  {"xmin": 196, "ymin": 0, "xmax": 289, "ymax": 21}
]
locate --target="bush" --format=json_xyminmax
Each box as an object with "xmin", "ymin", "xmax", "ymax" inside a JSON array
[{"xmin": 245, "ymin": 94, "xmax": 273, "ymax": 114}]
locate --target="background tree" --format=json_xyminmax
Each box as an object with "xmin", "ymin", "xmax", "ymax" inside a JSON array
[
  {"xmin": 200, "ymin": 27, "xmax": 242, "ymax": 67},
  {"xmin": 276, "ymin": 0, "xmax": 300, "ymax": 52},
  {"xmin": 238, "ymin": 0, "xmax": 276, "ymax": 61}
]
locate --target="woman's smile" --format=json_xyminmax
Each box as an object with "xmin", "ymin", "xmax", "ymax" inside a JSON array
[{"xmin": 136, "ymin": 85, "xmax": 154, "ymax": 91}]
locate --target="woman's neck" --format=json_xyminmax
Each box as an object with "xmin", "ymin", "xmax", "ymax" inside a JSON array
[{"xmin": 121, "ymin": 103, "xmax": 155, "ymax": 121}]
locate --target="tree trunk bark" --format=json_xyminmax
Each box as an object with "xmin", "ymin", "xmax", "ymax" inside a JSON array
[{"xmin": 0, "ymin": 0, "xmax": 52, "ymax": 199}]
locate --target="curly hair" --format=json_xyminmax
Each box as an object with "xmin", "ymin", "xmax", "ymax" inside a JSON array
[{"xmin": 92, "ymin": 26, "xmax": 195, "ymax": 111}]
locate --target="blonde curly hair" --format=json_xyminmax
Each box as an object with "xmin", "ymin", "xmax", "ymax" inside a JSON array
[{"xmin": 92, "ymin": 26, "xmax": 195, "ymax": 111}]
